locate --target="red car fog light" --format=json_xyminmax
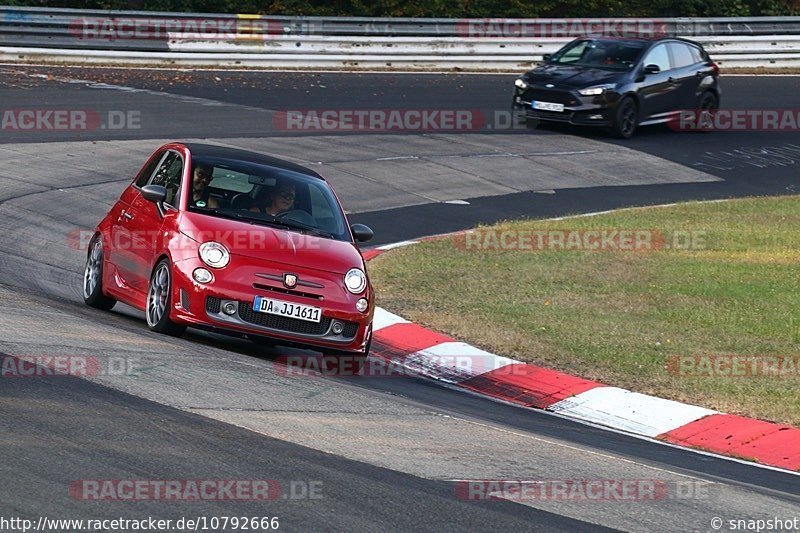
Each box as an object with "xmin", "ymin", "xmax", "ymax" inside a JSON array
[
  {"xmin": 193, "ymin": 268, "xmax": 213, "ymax": 284},
  {"xmin": 356, "ymin": 298, "xmax": 368, "ymax": 313},
  {"xmin": 331, "ymin": 320, "xmax": 344, "ymax": 335},
  {"xmin": 223, "ymin": 302, "xmax": 237, "ymax": 315}
]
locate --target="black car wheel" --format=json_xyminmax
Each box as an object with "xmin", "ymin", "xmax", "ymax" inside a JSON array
[
  {"xmin": 146, "ymin": 258, "xmax": 187, "ymax": 336},
  {"xmin": 696, "ymin": 92, "xmax": 719, "ymax": 133},
  {"xmin": 611, "ymin": 97, "xmax": 638, "ymax": 139},
  {"xmin": 83, "ymin": 236, "xmax": 117, "ymax": 310}
]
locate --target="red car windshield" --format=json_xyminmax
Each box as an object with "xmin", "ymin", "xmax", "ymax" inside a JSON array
[{"xmin": 187, "ymin": 157, "xmax": 350, "ymax": 241}]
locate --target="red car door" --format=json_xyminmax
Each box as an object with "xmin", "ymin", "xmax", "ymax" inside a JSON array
[
  {"xmin": 122, "ymin": 192, "xmax": 161, "ymax": 296},
  {"xmin": 124, "ymin": 150, "xmax": 186, "ymax": 297},
  {"xmin": 108, "ymin": 151, "xmax": 167, "ymax": 297},
  {"xmin": 104, "ymin": 196, "xmax": 132, "ymax": 286}
]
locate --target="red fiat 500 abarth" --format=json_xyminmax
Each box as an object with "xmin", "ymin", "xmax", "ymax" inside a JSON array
[{"xmin": 82, "ymin": 142, "xmax": 375, "ymax": 358}]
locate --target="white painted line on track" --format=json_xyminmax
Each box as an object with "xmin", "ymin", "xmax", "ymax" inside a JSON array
[
  {"xmin": 470, "ymin": 150, "xmax": 601, "ymax": 158},
  {"xmin": 439, "ymin": 414, "xmax": 722, "ymax": 481},
  {"xmin": 376, "ymin": 240, "xmax": 420, "ymax": 251},
  {"xmin": 372, "ymin": 307, "xmax": 410, "ymax": 332},
  {"xmin": 403, "ymin": 342, "xmax": 521, "ymax": 384},
  {"xmin": 544, "ymin": 198, "xmax": 734, "ymax": 221},
  {"xmin": 425, "ymin": 376, "xmax": 800, "ymax": 477},
  {"xmin": 549, "ymin": 387, "xmax": 718, "ymax": 438}
]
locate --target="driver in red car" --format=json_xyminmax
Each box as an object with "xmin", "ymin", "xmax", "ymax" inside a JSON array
[{"xmin": 250, "ymin": 180, "xmax": 295, "ymax": 216}]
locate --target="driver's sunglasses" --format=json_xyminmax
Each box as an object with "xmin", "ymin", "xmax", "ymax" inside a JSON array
[{"xmin": 196, "ymin": 170, "xmax": 212, "ymax": 182}]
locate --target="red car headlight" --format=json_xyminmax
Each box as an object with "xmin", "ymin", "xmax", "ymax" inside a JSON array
[
  {"xmin": 199, "ymin": 242, "xmax": 230, "ymax": 269},
  {"xmin": 344, "ymin": 268, "xmax": 367, "ymax": 294}
]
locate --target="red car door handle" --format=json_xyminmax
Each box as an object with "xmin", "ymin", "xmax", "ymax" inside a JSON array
[{"xmin": 122, "ymin": 211, "xmax": 133, "ymax": 220}]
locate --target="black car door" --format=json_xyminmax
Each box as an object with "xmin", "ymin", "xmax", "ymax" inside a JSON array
[
  {"xmin": 637, "ymin": 43, "xmax": 678, "ymax": 121},
  {"xmin": 667, "ymin": 42, "xmax": 705, "ymax": 112}
]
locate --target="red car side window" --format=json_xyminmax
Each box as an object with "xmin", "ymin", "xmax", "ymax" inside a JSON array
[{"xmin": 134, "ymin": 151, "xmax": 165, "ymax": 188}]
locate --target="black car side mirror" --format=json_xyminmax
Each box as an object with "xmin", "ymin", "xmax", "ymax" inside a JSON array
[
  {"xmin": 644, "ymin": 64, "xmax": 661, "ymax": 75},
  {"xmin": 351, "ymin": 223, "xmax": 374, "ymax": 243},
  {"xmin": 141, "ymin": 184, "xmax": 167, "ymax": 204},
  {"xmin": 542, "ymin": 53, "xmax": 552, "ymax": 61}
]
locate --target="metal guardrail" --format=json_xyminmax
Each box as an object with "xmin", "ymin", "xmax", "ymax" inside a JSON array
[{"xmin": 1, "ymin": 6, "xmax": 799, "ymax": 69}]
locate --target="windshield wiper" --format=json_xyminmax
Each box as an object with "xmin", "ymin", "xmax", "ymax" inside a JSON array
[
  {"xmin": 229, "ymin": 211, "xmax": 335, "ymax": 238},
  {"xmin": 265, "ymin": 215, "xmax": 335, "ymax": 238},
  {"xmin": 193, "ymin": 208, "xmax": 335, "ymax": 238},
  {"xmin": 194, "ymin": 207, "xmax": 248, "ymax": 223}
]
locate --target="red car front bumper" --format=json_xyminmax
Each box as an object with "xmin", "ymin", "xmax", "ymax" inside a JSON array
[{"xmin": 167, "ymin": 255, "xmax": 373, "ymax": 353}]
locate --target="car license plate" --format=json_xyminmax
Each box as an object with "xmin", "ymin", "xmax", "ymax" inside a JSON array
[
  {"xmin": 253, "ymin": 296, "xmax": 322, "ymax": 323},
  {"xmin": 532, "ymin": 100, "xmax": 564, "ymax": 112}
]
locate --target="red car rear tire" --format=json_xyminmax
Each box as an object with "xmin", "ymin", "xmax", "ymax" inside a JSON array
[{"xmin": 83, "ymin": 237, "xmax": 117, "ymax": 311}]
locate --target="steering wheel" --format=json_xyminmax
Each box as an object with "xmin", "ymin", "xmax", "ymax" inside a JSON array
[{"xmin": 279, "ymin": 209, "xmax": 315, "ymax": 226}]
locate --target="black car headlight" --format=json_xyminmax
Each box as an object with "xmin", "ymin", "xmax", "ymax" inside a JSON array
[
  {"xmin": 578, "ymin": 84, "xmax": 615, "ymax": 96},
  {"xmin": 514, "ymin": 78, "xmax": 529, "ymax": 90}
]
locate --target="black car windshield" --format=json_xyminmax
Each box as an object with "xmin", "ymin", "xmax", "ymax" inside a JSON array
[
  {"xmin": 548, "ymin": 39, "xmax": 646, "ymax": 70},
  {"xmin": 186, "ymin": 156, "xmax": 350, "ymax": 241}
]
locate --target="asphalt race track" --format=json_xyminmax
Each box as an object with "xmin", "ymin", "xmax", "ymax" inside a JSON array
[{"xmin": 0, "ymin": 67, "xmax": 799, "ymax": 532}]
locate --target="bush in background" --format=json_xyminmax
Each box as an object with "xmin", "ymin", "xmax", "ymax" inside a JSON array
[{"xmin": 3, "ymin": 0, "xmax": 797, "ymax": 17}]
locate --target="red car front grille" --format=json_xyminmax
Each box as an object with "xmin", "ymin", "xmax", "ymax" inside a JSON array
[
  {"xmin": 238, "ymin": 302, "xmax": 333, "ymax": 335},
  {"xmin": 205, "ymin": 297, "xmax": 358, "ymax": 338}
]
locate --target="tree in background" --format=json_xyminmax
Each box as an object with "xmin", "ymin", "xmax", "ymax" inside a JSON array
[{"xmin": 3, "ymin": 0, "xmax": 796, "ymax": 16}]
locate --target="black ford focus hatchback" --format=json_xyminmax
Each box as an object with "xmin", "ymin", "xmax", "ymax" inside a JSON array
[{"xmin": 511, "ymin": 36, "xmax": 720, "ymax": 138}]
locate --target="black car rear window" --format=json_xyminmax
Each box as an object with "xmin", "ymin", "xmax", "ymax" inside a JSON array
[
  {"xmin": 549, "ymin": 39, "xmax": 646, "ymax": 70},
  {"xmin": 669, "ymin": 42, "xmax": 697, "ymax": 68},
  {"xmin": 688, "ymin": 44, "xmax": 705, "ymax": 64}
]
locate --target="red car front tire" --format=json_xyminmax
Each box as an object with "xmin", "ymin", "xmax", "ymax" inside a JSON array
[{"xmin": 146, "ymin": 259, "xmax": 187, "ymax": 337}]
